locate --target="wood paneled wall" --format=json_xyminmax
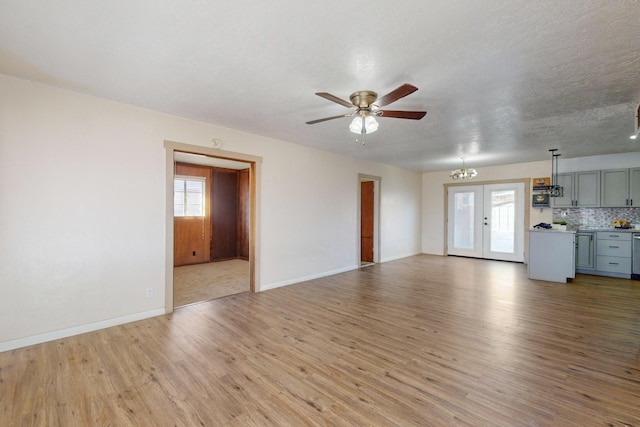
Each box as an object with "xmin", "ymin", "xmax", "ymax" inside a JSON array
[
  {"xmin": 174, "ymin": 163, "xmax": 249, "ymax": 266},
  {"xmin": 174, "ymin": 163, "xmax": 212, "ymax": 266}
]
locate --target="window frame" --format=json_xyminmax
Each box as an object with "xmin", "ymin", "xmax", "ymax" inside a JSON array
[{"xmin": 173, "ymin": 175, "xmax": 206, "ymax": 217}]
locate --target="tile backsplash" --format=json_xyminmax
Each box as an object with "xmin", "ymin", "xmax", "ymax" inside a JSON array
[{"xmin": 552, "ymin": 207, "xmax": 640, "ymax": 228}]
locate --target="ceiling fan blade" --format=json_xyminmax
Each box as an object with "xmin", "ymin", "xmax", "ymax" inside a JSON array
[
  {"xmin": 306, "ymin": 114, "xmax": 351, "ymax": 125},
  {"xmin": 379, "ymin": 110, "xmax": 427, "ymax": 120},
  {"xmin": 315, "ymin": 92, "xmax": 354, "ymax": 108},
  {"xmin": 376, "ymin": 84, "xmax": 419, "ymax": 107}
]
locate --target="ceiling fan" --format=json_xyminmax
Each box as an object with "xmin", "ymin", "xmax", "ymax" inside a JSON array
[{"xmin": 306, "ymin": 83, "xmax": 427, "ymax": 135}]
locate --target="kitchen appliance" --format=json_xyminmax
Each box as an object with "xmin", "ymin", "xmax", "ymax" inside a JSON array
[{"xmin": 632, "ymin": 233, "xmax": 640, "ymax": 280}]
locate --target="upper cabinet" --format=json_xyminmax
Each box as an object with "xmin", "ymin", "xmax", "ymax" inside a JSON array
[
  {"xmin": 630, "ymin": 168, "xmax": 640, "ymax": 206},
  {"xmin": 601, "ymin": 168, "xmax": 640, "ymax": 207},
  {"xmin": 552, "ymin": 171, "xmax": 601, "ymax": 207}
]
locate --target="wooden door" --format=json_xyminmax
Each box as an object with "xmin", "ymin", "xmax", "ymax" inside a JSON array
[
  {"xmin": 360, "ymin": 180, "xmax": 374, "ymax": 263},
  {"xmin": 211, "ymin": 168, "xmax": 239, "ymax": 261}
]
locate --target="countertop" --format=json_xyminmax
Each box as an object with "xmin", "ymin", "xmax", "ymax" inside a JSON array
[
  {"xmin": 576, "ymin": 227, "xmax": 638, "ymax": 233},
  {"xmin": 529, "ymin": 228, "xmax": 576, "ymax": 234}
]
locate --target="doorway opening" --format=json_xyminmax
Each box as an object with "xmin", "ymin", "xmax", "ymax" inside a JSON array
[
  {"xmin": 164, "ymin": 141, "xmax": 261, "ymax": 313},
  {"xmin": 359, "ymin": 174, "xmax": 381, "ymax": 266},
  {"xmin": 172, "ymin": 153, "xmax": 251, "ymax": 307},
  {"xmin": 446, "ymin": 181, "xmax": 527, "ymax": 262}
]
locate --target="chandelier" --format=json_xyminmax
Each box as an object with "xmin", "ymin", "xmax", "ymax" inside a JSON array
[{"xmin": 450, "ymin": 157, "xmax": 478, "ymax": 180}]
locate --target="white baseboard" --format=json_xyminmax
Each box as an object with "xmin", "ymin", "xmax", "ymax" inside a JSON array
[
  {"xmin": 260, "ymin": 253, "xmax": 422, "ymax": 292},
  {"xmin": 0, "ymin": 308, "xmax": 166, "ymax": 353},
  {"xmin": 260, "ymin": 264, "xmax": 359, "ymax": 292},
  {"xmin": 2, "ymin": 255, "xmax": 420, "ymax": 351},
  {"xmin": 380, "ymin": 252, "xmax": 421, "ymax": 263}
]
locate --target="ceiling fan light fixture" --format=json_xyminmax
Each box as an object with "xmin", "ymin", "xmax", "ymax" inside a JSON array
[
  {"xmin": 307, "ymin": 84, "xmax": 425, "ymax": 135},
  {"xmin": 349, "ymin": 116, "xmax": 363, "ymax": 133},
  {"xmin": 365, "ymin": 115, "xmax": 379, "ymax": 133},
  {"xmin": 349, "ymin": 115, "xmax": 378, "ymax": 134},
  {"xmin": 450, "ymin": 157, "xmax": 478, "ymax": 180}
]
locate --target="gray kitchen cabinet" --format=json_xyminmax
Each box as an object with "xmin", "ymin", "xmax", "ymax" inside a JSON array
[
  {"xmin": 601, "ymin": 167, "xmax": 640, "ymax": 207},
  {"xmin": 628, "ymin": 167, "xmax": 640, "ymax": 206},
  {"xmin": 575, "ymin": 232, "xmax": 595, "ymax": 270},
  {"xmin": 551, "ymin": 173, "xmax": 574, "ymax": 207},
  {"xmin": 552, "ymin": 171, "xmax": 600, "ymax": 207},
  {"xmin": 601, "ymin": 169, "xmax": 629, "ymax": 207},
  {"xmin": 595, "ymin": 231, "xmax": 631, "ymax": 277}
]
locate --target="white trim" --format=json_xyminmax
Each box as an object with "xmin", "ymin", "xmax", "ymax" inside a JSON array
[
  {"xmin": 0, "ymin": 309, "xmax": 165, "ymax": 353},
  {"xmin": 164, "ymin": 140, "xmax": 262, "ymax": 308},
  {"xmin": 380, "ymin": 252, "xmax": 421, "ymax": 263},
  {"xmin": 260, "ymin": 265, "xmax": 359, "ymax": 292}
]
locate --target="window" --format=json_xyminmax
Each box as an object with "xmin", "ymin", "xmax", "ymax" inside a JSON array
[{"xmin": 174, "ymin": 176, "xmax": 205, "ymax": 217}]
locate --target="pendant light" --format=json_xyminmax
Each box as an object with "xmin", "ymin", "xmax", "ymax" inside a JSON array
[
  {"xmin": 548, "ymin": 148, "xmax": 563, "ymax": 197},
  {"xmin": 450, "ymin": 157, "xmax": 478, "ymax": 180}
]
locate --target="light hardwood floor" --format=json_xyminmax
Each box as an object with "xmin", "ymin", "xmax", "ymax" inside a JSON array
[
  {"xmin": 1, "ymin": 255, "xmax": 639, "ymax": 426},
  {"xmin": 173, "ymin": 259, "xmax": 250, "ymax": 307}
]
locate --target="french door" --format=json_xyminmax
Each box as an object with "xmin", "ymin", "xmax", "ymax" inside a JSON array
[{"xmin": 447, "ymin": 183, "xmax": 525, "ymax": 262}]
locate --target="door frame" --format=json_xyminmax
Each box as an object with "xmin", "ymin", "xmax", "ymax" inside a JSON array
[
  {"xmin": 443, "ymin": 178, "xmax": 531, "ymax": 260},
  {"xmin": 164, "ymin": 140, "xmax": 262, "ymax": 314},
  {"xmin": 358, "ymin": 174, "xmax": 381, "ymax": 265}
]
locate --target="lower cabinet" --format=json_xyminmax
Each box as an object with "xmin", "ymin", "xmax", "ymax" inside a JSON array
[
  {"xmin": 595, "ymin": 232, "xmax": 632, "ymax": 277},
  {"xmin": 575, "ymin": 232, "xmax": 595, "ymax": 270}
]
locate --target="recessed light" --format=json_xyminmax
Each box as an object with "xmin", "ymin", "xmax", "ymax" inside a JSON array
[{"xmin": 631, "ymin": 134, "xmax": 638, "ymax": 140}]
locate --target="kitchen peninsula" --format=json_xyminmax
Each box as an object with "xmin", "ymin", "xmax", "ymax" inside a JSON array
[{"xmin": 528, "ymin": 229, "xmax": 576, "ymax": 283}]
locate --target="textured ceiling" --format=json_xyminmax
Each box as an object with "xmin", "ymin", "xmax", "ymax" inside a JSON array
[{"xmin": 1, "ymin": 1, "xmax": 639, "ymax": 172}]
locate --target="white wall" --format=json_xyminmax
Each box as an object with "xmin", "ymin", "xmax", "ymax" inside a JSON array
[
  {"xmin": 421, "ymin": 160, "xmax": 551, "ymax": 255},
  {"xmin": 557, "ymin": 152, "xmax": 640, "ymax": 173},
  {"xmin": 421, "ymin": 152, "xmax": 640, "ymax": 256},
  {"xmin": 0, "ymin": 74, "xmax": 422, "ymax": 349}
]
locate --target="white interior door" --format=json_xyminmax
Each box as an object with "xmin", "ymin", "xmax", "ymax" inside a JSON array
[{"xmin": 448, "ymin": 183, "xmax": 524, "ymax": 262}]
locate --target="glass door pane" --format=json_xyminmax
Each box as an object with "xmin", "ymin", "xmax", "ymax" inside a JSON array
[
  {"xmin": 447, "ymin": 186, "xmax": 483, "ymax": 258},
  {"xmin": 489, "ymin": 189, "xmax": 515, "ymax": 253},
  {"xmin": 453, "ymin": 192, "xmax": 475, "ymax": 249},
  {"xmin": 483, "ymin": 183, "xmax": 524, "ymax": 262}
]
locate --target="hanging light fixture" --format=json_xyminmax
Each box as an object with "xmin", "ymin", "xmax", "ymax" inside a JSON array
[
  {"xmin": 349, "ymin": 113, "xmax": 379, "ymax": 135},
  {"xmin": 450, "ymin": 157, "xmax": 478, "ymax": 180},
  {"xmin": 548, "ymin": 148, "xmax": 563, "ymax": 197}
]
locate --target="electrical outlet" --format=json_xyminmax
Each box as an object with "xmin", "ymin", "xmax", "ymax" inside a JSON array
[{"xmin": 145, "ymin": 288, "xmax": 153, "ymax": 298}]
